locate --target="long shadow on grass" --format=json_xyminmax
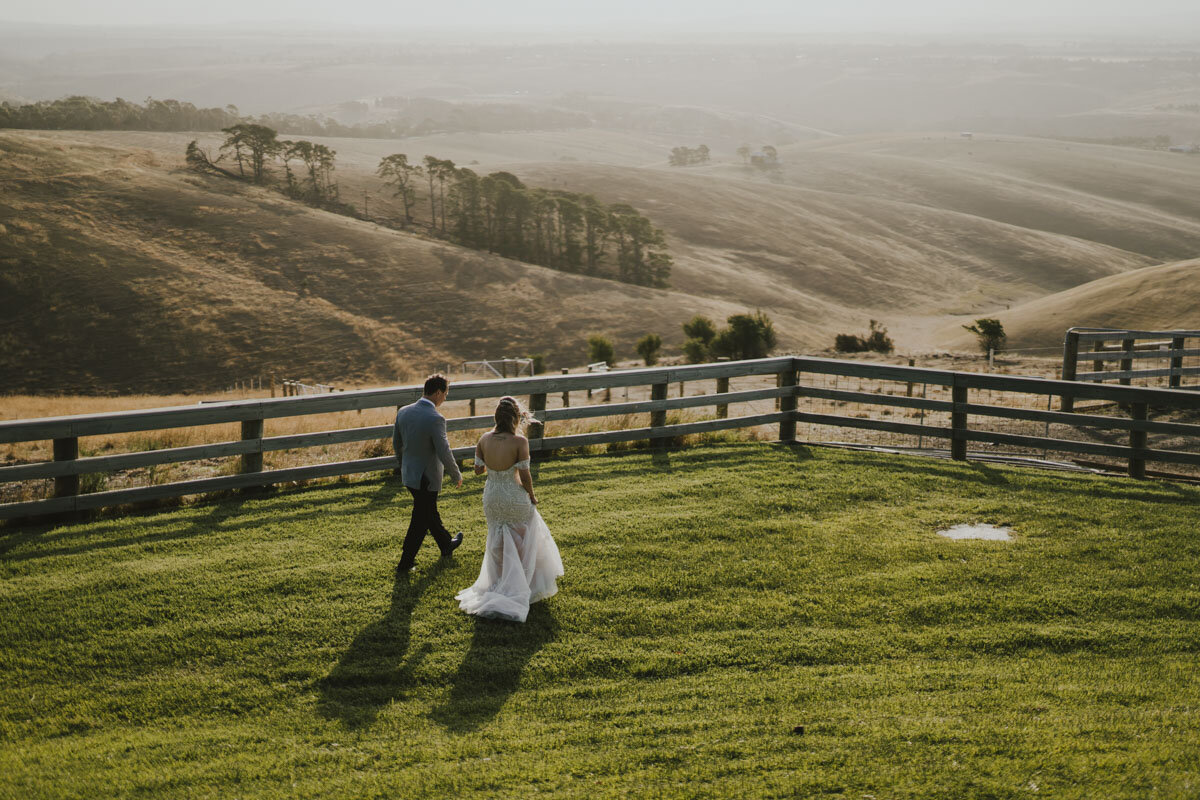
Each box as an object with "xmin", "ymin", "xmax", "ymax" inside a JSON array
[
  {"xmin": 430, "ymin": 604, "xmax": 558, "ymax": 733},
  {"xmin": 316, "ymin": 561, "xmax": 446, "ymax": 729},
  {"xmin": 0, "ymin": 489, "xmax": 256, "ymax": 561},
  {"xmin": 833, "ymin": 451, "xmax": 1200, "ymax": 505},
  {"xmin": 2, "ymin": 476, "xmax": 413, "ymax": 563}
]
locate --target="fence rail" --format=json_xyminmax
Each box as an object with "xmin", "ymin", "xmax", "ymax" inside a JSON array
[
  {"xmin": 4, "ymin": 355, "xmax": 1200, "ymax": 521},
  {"xmin": 1061, "ymin": 327, "xmax": 1200, "ymax": 411}
]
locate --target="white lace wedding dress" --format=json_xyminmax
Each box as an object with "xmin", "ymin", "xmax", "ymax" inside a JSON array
[{"xmin": 455, "ymin": 457, "xmax": 563, "ymax": 623}]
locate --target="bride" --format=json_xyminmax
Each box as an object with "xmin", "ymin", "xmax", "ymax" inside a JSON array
[{"xmin": 456, "ymin": 396, "xmax": 563, "ymax": 622}]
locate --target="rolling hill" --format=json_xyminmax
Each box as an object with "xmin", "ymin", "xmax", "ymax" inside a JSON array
[
  {"xmin": 3, "ymin": 127, "xmax": 1200, "ymax": 393},
  {"xmin": 0, "ymin": 132, "xmax": 773, "ymax": 394},
  {"xmin": 937, "ymin": 258, "xmax": 1200, "ymax": 351}
]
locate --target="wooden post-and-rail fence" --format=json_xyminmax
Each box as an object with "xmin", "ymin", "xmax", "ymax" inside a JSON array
[
  {"xmin": 1061, "ymin": 327, "xmax": 1200, "ymax": 412},
  {"xmin": 4, "ymin": 356, "xmax": 1200, "ymax": 522}
]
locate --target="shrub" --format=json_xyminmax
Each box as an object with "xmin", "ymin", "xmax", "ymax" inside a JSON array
[
  {"xmin": 682, "ymin": 315, "xmax": 717, "ymax": 346},
  {"xmin": 835, "ymin": 320, "xmax": 894, "ymax": 354},
  {"xmin": 711, "ymin": 311, "xmax": 777, "ymax": 360},
  {"xmin": 834, "ymin": 333, "xmax": 868, "ymax": 353},
  {"xmin": 635, "ymin": 334, "xmax": 662, "ymax": 366},
  {"xmin": 528, "ymin": 353, "xmax": 546, "ymax": 374},
  {"xmin": 587, "ymin": 335, "xmax": 615, "ymax": 367},
  {"xmin": 864, "ymin": 320, "xmax": 894, "ymax": 354},
  {"xmin": 683, "ymin": 337, "xmax": 709, "ymax": 364}
]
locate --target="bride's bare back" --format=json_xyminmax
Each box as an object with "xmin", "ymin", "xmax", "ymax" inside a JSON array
[
  {"xmin": 476, "ymin": 431, "xmax": 528, "ymax": 471},
  {"xmin": 475, "ymin": 430, "xmax": 536, "ymax": 504}
]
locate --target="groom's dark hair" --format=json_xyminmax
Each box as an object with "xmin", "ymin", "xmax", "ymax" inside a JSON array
[{"xmin": 423, "ymin": 373, "xmax": 449, "ymax": 396}]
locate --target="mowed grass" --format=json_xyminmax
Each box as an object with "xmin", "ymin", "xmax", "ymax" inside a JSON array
[{"xmin": 1, "ymin": 443, "xmax": 1198, "ymax": 799}]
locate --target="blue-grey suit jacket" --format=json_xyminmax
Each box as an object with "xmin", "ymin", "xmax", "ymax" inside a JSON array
[{"xmin": 393, "ymin": 397, "xmax": 462, "ymax": 492}]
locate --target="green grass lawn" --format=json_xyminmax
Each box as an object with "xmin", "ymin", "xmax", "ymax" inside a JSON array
[{"xmin": 2, "ymin": 443, "xmax": 1199, "ymax": 799}]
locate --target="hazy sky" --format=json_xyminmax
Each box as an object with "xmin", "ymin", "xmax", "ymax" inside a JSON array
[{"xmin": 4, "ymin": 0, "xmax": 1200, "ymax": 35}]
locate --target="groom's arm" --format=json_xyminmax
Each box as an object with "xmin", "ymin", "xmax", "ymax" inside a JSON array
[
  {"xmin": 433, "ymin": 415, "xmax": 463, "ymax": 487},
  {"xmin": 392, "ymin": 410, "xmax": 403, "ymax": 463}
]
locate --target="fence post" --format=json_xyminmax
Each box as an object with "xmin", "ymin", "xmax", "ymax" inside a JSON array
[
  {"xmin": 650, "ymin": 382, "xmax": 668, "ymax": 448},
  {"xmin": 951, "ymin": 378, "xmax": 968, "ymax": 461},
  {"xmin": 1119, "ymin": 338, "xmax": 1135, "ymax": 386},
  {"xmin": 528, "ymin": 393, "xmax": 547, "ymax": 456},
  {"xmin": 1169, "ymin": 336, "xmax": 1185, "ymax": 389},
  {"xmin": 1092, "ymin": 340, "xmax": 1106, "ymax": 382},
  {"xmin": 1061, "ymin": 330, "xmax": 1080, "ymax": 413},
  {"xmin": 561, "ymin": 368, "xmax": 570, "ymax": 408},
  {"xmin": 469, "ymin": 398, "xmax": 476, "ymax": 417},
  {"xmin": 1129, "ymin": 402, "xmax": 1148, "ymax": 479},
  {"xmin": 240, "ymin": 419, "xmax": 264, "ymax": 475},
  {"xmin": 906, "ymin": 358, "xmax": 915, "ymax": 397},
  {"xmin": 779, "ymin": 366, "xmax": 797, "ymax": 442},
  {"xmin": 53, "ymin": 436, "xmax": 80, "ymax": 502},
  {"xmin": 716, "ymin": 376, "xmax": 730, "ymax": 419}
]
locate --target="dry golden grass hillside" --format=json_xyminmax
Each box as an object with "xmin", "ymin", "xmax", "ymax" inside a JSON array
[
  {"xmin": 937, "ymin": 258, "xmax": 1200, "ymax": 351},
  {"xmin": 3, "ymin": 128, "xmax": 1199, "ymax": 393},
  {"xmin": 0, "ymin": 131, "xmax": 766, "ymax": 394}
]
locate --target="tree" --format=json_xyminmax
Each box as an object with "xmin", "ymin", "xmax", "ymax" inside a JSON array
[
  {"xmin": 711, "ymin": 311, "xmax": 777, "ymax": 360},
  {"xmin": 682, "ymin": 315, "xmax": 717, "ymax": 346},
  {"xmin": 433, "ymin": 158, "xmax": 456, "ymax": 233},
  {"xmin": 580, "ymin": 194, "xmax": 609, "ymax": 275},
  {"xmin": 377, "ymin": 153, "xmax": 422, "ymax": 222},
  {"xmin": 608, "ymin": 203, "xmax": 671, "ymax": 288},
  {"xmin": 277, "ymin": 139, "xmax": 300, "ymax": 191},
  {"xmin": 963, "ymin": 318, "xmax": 1006, "ymax": 354},
  {"xmin": 736, "ymin": 144, "xmax": 751, "ymax": 164},
  {"xmin": 220, "ymin": 125, "xmax": 248, "ymax": 177},
  {"xmin": 588, "ymin": 335, "xmax": 615, "ymax": 367},
  {"xmin": 448, "ymin": 167, "xmax": 484, "ymax": 246},
  {"xmin": 422, "ymin": 155, "xmax": 441, "ymax": 229},
  {"xmin": 184, "ymin": 140, "xmax": 236, "ymax": 177},
  {"xmin": 636, "ymin": 333, "xmax": 662, "ymax": 366},
  {"xmin": 284, "ymin": 140, "xmax": 337, "ymax": 203},
  {"xmin": 220, "ymin": 123, "xmax": 279, "ymax": 183}
]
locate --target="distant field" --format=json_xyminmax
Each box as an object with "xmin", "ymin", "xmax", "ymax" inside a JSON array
[{"xmin": 2, "ymin": 443, "xmax": 1198, "ymax": 798}]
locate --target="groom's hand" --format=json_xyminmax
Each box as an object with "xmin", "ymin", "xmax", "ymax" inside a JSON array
[{"xmin": 455, "ymin": 477, "xmax": 463, "ymax": 489}]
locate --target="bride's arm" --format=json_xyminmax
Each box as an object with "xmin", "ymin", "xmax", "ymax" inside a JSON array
[
  {"xmin": 473, "ymin": 439, "xmax": 487, "ymax": 476},
  {"xmin": 516, "ymin": 437, "xmax": 536, "ymax": 504}
]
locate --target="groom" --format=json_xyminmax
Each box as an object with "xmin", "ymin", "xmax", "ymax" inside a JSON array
[{"xmin": 392, "ymin": 373, "xmax": 464, "ymax": 573}]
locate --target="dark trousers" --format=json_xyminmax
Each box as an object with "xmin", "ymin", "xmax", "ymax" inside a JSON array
[{"xmin": 399, "ymin": 475, "xmax": 452, "ymax": 567}]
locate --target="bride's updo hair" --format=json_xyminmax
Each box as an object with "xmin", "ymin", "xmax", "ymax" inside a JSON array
[{"xmin": 493, "ymin": 396, "xmax": 529, "ymax": 435}]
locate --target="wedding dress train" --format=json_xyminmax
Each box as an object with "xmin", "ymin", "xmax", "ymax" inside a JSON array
[{"xmin": 455, "ymin": 457, "xmax": 563, "ymax": 622}]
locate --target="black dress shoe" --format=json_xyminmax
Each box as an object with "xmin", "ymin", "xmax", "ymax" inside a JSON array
[
  {"xmin": 396, "ymin": 561, "xmax": 416, "ymax": 573},
  {"xmin": 440, "ymin": 532, "xmax": 464, "ymax": 557}
]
